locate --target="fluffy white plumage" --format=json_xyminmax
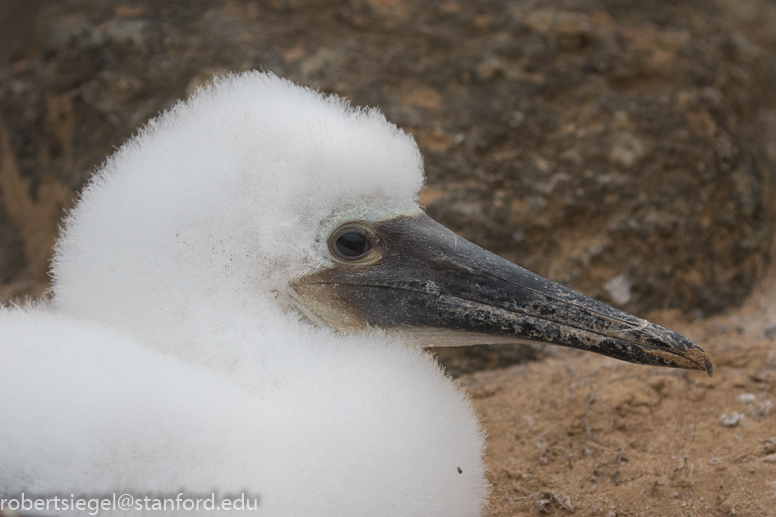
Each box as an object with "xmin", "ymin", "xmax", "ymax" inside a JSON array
[{"xmin": 0, "ymin": 73, "xmax": 487, "ymax": 515}]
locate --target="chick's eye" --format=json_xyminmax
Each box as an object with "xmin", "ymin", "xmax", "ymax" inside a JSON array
[{"xmin": 335, "ymin": 232, "xmax": 371, "ymax": 258}]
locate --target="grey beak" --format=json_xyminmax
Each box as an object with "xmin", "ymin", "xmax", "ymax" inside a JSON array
[{"xmin": 293, "ymin": 213, "xmax": 713, "ymax": 376}]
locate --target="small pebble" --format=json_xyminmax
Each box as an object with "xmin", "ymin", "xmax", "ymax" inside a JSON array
[
  {"xmin": 720, "ymin": 413, "xmax": 742, "ymax": 427},
  {"xmin": 738, "ymin": 393, "xmax": 756, "ymax": 404},
  {"xmin": 748, "ymin": 400, "xmax": 773, "ymax": 418}
]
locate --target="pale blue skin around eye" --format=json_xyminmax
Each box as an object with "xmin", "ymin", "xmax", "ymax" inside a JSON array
[{"xmin": 315, "ymin": 201, "xmax": 423, "ymax": 264}]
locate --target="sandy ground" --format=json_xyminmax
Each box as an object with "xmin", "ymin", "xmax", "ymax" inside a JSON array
[{"xmin": 466, "ymin": 289, "xmax": 776, "ymax": 516}]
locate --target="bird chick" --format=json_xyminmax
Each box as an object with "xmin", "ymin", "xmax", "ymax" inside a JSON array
[{"xmin": 0, "ymin": 72, "xmax": 711, "ymax": 517}]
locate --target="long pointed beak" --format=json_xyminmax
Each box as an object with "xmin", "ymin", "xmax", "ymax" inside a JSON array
[{"xmin": 292, "ymin": 213, "xmax": 713, "ymax": 376}]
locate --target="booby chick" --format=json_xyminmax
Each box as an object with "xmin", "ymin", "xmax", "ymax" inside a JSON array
[{"xmin": 0, "ymin": 72, "xmax": 712, "ymax": 516}]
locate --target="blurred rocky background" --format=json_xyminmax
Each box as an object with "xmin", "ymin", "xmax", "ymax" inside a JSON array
[{"xmin": 1, "ymin": 0, "xmax": 775, "ymax": 375}]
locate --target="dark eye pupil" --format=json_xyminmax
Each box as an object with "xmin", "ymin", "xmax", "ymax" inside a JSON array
[{"xmin": 335, "ymin": 233, "xmax": 371, "ymax": 257}]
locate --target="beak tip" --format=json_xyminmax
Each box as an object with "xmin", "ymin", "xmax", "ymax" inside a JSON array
[
  {"xmin": 704, "ymin": 358, "xmax": 714, "ymax": 377},
  {"xmin": 665, "ymin": 341, "xmax": 713, "ymax": 376}
]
